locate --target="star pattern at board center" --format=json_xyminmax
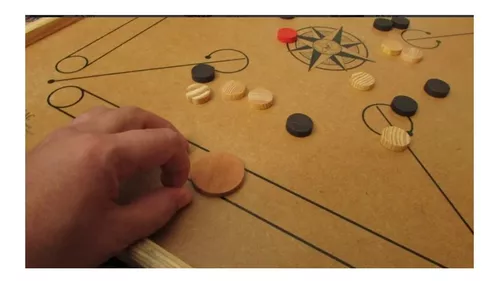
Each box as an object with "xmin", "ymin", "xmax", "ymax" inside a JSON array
[{"xmin": 290, "ymin": 26, "xmax": 374, "ymax": 71}]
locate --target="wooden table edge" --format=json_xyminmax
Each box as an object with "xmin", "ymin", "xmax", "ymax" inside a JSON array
[
  {"xmin": 120, "ymin": 238, "xmax": 192, "ymax": 268},
  {"xmin": 25, "ymin": 16, "xmax": 84, "ymax": 47}
]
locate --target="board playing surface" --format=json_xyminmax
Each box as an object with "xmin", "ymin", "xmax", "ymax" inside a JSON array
[{"xmin": 25, "ymin": 16, "xmax": 474, "ymax": 268}]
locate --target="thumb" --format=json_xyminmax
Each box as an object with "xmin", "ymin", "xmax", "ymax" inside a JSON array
[{"xmin": 111, "ymin": 186, "xmax": 193, "ymax": 247}]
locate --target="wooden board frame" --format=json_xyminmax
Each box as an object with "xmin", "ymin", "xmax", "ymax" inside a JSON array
[
  {"xmin": 25, "ymin": 17, "xmax": 190, "ymax": 268},
  {"xmin": 26, "ymin": 17, "xmax": 84, "ymax": 47},
  {"xmin": 25, "ymin": 16, "xmax": 474, "ymax": 269}
]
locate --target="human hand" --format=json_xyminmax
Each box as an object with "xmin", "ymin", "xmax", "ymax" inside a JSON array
[{"xmin": 26, "ymin": 106, "xmax": 192, "ymax": 268}]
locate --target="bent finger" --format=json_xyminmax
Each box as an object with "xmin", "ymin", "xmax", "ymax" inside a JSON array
[
  {"xmin": 72, "ymin": 106, "xmax": 112, "ymax": 126},
  {"xmin": 73, "ymin": 106, "xmax": 188, "ymax": 151},
  {"xmin": 106, "ymin": 128, "xmax": 190, "ymax": 186}
]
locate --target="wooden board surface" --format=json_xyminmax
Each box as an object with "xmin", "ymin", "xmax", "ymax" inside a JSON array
[{"xmin": 25, "ymin": 16, "xmax": 474, "ymax": 268}]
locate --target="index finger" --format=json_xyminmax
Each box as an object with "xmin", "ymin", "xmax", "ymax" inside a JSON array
[
  {"xmin": 106, "ymin": 128, "xmax": 190, "ymax": 187},
  {"xmin": 73, "ymin": 106, "xmax": 189, "ymax": 151}
]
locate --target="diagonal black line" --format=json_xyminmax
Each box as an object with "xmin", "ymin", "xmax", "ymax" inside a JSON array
[
  {"xmin": 310, "ymin": 27, "xmax": 326, "ymax": 39},
  {"xmin": 186, "ymin": 139, "xmax": 446, "ymax": 268},
  {"xmin": 406, "ymin": 32, "xmax": 473, "ymax": 41},
  {"xmin": 376, "ymin": 106, "xmax": 392, "ymax": 125},
  {"xmin": 87, "ymin": 17, "xmax": 167, "ymax": 67},
  {"xmin": 68, "ymin": 17, "xmax": 138, "ymax": 56},
  {"xmin": 337, "ymin": 51, "xmax": 375, "ymax": 62},
  {"xmin": 188, "ymin": 141, "xmax": 209, "ymax": 152},
  {"xmin": 54, "ymin": 108, "xmax": 77, "ymax": 119},
  {"xmin": 297, "ymin": 35, "xmax": 319, "ymax": 43},
  {"xmin": 342, "ymin": 42, "xmax": 362, "ymax": 48},
  {"xmin": 221, "ymin": 197, "xmax": 355, "ymax": 268},
  {"xmin": 289, "ymin": 45, "xmax": 312, "ymax": 52},
  {"xmin": 329, "ymin": 55, "xmax": 346, "ymax": 71},
  {"xmin": 375, "ymin": 106, "xmax": 473, "ymax": 234},
  {"xmin": 407, "ymin": 147, "xmax": 474, "ymax": 234},
  {"xmin": 48, "ymin": 57, "xmax": 246, "ymax": 83},
  {"xmin": 244, "ymin": 168, "xmax": 447, "ymax": 268}
]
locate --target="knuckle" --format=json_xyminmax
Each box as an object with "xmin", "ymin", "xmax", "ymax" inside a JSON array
[
  {"xmin": 165, "ymin": 129, "xmax": 182, "ymax": 145},
  {"xmin": 47, "ymin": 127, "xmax": 67, "ymax": 139},
  {"xmin": 121, "ymin": 105, "xmax": 144, "ymax": 116},
  {"xmin": 72, "ymin": 106, "xmax": 110, "ymax": 126},
  {"xmin": 72, "ymin": 113, "xmax": 91, "ymax": 125},
  {"xmin": 80, "ymin": 133, "xmax": 102, "ymax": 147},
  {"xmin": 42, "ymin": 127, "xmax": 73, "ymax": 144},
  {"xmin": 78, "ymin": 134, "xmax": 110, "ymax": 161}
]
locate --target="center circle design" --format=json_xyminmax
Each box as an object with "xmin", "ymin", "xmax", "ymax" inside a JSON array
[{"xmin": 313, "ymin": 39, "xmax": 342, "ymax": 55}]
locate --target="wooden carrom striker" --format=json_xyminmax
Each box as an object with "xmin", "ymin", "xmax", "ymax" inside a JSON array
[{"xmin": 190, "ymin": 152, "xmax": 245, "ymax": 197}]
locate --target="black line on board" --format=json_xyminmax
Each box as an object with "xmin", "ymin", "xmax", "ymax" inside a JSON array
[
  {"xmin": 55, "ymin": 18, "xmax": 138, "ymax": 74},
  {"xmin": 243, "ymin": 168, "xmax": 446, "ymax": 268},
  {"xmin": 55, "ymin": 17, "xmax": 167, "ymax": 74},
  {"xmin": 48, "ymin": 57, "xmax": 246, "ymax": 84},
  {"xmin": 188, "ymin": 141, "xmax": 209, "ymax": 152},
  {"xmin": 400, "ymin": 29, "xmax": 473, "ymax": 50},
  {"xmin": 187, "ymin": 177, "xmax": 352, "ymax": 266},
  {"xmin": 47, "ymin": 86, "xmax": 445, "ymax": 268},
  {"xmin": 53, "ymin": 108, "xmax": 77, "ymax": 119},
  {"xmin": 204, "ymin": 49, "xmax": 250, "ymax": 74},
  {"xmin": 187, "ymin": 139, "xmax": 445, "ymax": 268},
  {"xmin": 47, "ymin": 86, "xmax": 121, "ymax": 110},
  {"xmin": 87, "ymin": 17, "xmax": 167, "ymax": 67},
  {"xmin": 375, "ymin": 106, "xmax": 392, "ymax": 124},
  {"xmin": 376, "ymin": 106, "xmax": 474, "ymax": 234},
  {"xmin": 221, "ymin": 197, "xmax": 355, "ymax": 268},
  {"xmin": 407, "ymin": 147, "xmax": 474, "ymax": 234},
  {"xmin": 51, "ymin": 17, "xmax": 248, "ymax": 78},
  {"xmin": 362, "ymin": 104, "xmax": 414, "ymax": 136},
  {"xmin": 67, "ymin": 17, "xmax": 138, "ymax": 57},
  {"xmin": 405, "ymin": 32, "xmax": 474, "ymax": 41}
]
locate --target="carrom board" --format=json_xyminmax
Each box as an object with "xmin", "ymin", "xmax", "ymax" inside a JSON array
[{"xmin": 25, "ymin": 16, "xmax": 474, "ymax": 268}]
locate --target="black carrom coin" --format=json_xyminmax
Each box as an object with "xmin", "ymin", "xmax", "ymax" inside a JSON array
[
  {"xmin": 286, "ymin": 113, "xmax": 314, "ymax": 137},
  {"xmin": 424, "ymin": 78, "xmax": 450, "ymax": 98},
  {"xmin": 390, "ymin": 95, "xmax": 418, "ymax": 117},
  {"xmin": 391, "ymin": 16, "xmax": 410, "ymax": 29},
  {"xmin": 373, "ymin": 18, "xmax": 393, "ymax": 31},
  {"xmin": 191, "ymin": 63, "xmax": 215, "ymax": 83}
]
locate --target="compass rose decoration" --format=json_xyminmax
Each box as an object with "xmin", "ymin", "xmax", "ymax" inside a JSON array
[{"xmin": 287, "ymin": 26, "xmax": 374, "ymax": 71}]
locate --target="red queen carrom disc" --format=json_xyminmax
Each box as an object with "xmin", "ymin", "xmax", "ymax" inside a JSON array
[{"xmin": 277, "ymin": 28, "xmax": 297, "ymax": 43}]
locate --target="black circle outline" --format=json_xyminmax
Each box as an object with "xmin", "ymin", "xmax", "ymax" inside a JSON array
[
  {"xmin": 287, "ymin": 26, "xmax": 371, "ymax": 71},
  {"xmin": 401, "ymin": 29, "xmax": 441, "ymax": 50},
  {"xmin": 361, "ymin": 103, "xmax": 414, "ymax": 136},
  {"xmin": 47, "ymin": 85, "xmax": 85, "ymax": 109},
  {"xmin": 55, "ymin": 55, "xmax": 89, "ymax": 74},
  {"xmin": 204, "ymin": 49, "xmax": 250, "ymax": 74}
]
